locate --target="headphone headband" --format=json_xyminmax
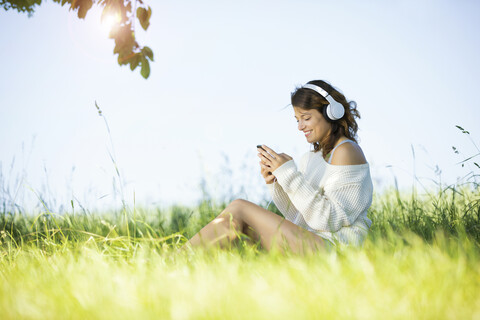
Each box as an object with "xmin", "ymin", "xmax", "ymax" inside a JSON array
[
  {"xmin": 302, "ymin": 83, "xmax": 345, "ymax": 121},
  {"xmin": 302, "ymin": 83, "xmax": 329, "ymax": 97}
]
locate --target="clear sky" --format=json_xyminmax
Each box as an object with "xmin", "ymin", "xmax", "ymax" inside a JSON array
[{"xmin": 1, "ymin": 0, "xmax": 479, "ymax": 213}]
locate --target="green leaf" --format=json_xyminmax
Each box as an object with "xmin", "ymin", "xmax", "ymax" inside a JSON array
[
  {"xmin": 130, "ymin": 54, "xmax": 141, "ymax": 71},
  {"xmin": 455, "ymin": 125, "xmax": 464, "ymax": 131},
  {"xmin": 118, "ymin": 54, "xmax": 130, "ymax": 66},
  {"xmin": 136, "ymin": 6, "xmax": 152, "ymax": 30},
  {"xmin": 140, "ymin": 59, "xmax": 150, "ymax": 79},
  {"xmin": 5, "ymin": 0, "xmax": 42, "ymax": 14},
  {"xmin": 112, "ymin": 24, "xmax": 136, "ymax": 60},
  {"xmin": 474, "ymin": 162, "xmax": 480, "ymax": 169},
  {"xmin": 142, "ymin": 46, "xmax": 154, "ymax": 61},
  {"xmin": 76, "ymin": 0, "xmax": 93, "ymax": 19}
]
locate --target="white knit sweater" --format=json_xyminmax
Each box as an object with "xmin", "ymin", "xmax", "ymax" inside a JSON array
[{"xmin": 266, "ymin": 149, "xmax": 373, "ymax": 246}]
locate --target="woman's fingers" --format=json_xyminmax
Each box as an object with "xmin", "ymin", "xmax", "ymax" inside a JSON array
[
  {"xmin": 259, "ymin": 163, "xmax": 269, "ymax": 172},
  {"xmin": 257, "ymin": 147, "xmax": 276, "ymax": 161},
  {"xmin": 258, "ymin": 152, "xmax": 271, "ymax": 163},
  {"xmin": 259, "ymin": 162, "xmax": 273, "ymax": 179},
  {"xmin": 261, "ymin": 145, "xmax": 278, "ymax": 158},
  {"xmin": 260, "ymin": 162, "xmax": 271, "ymax": 171},
  {"xmin": 259, "ymin": 160, "xmax": 270, "ymax": 166},
  {"xmin": 259, "ymin": 156, "xmax": 272, "ymax": 168}
]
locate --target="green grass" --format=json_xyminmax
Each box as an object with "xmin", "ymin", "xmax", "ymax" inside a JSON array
[{"xmin": 1, "ymin": 183, "xmax": 480, "ymax": 319}]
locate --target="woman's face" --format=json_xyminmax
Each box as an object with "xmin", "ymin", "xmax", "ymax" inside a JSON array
[{"xmin": 293, "ymin": 106, "xmax": 331, "ymax": 144}]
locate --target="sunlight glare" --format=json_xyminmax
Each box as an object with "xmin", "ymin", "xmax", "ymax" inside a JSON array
[{"xmin": 101, "ymin": 14, "xmax": 120, "ymax": 35}]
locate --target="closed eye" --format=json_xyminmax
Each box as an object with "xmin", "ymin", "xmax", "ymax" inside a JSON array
[{"xmin": 296, "ymin": 118, "xmax": 311, "ymax": 123}]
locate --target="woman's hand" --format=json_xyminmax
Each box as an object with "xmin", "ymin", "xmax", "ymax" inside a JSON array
[
  {"xmin": 259, "ymin": 161, "xmax": 276, "ymax": 184},
  {"xmin": 257, "ymin": 145, "xmax": 293, "ymax": 175}
]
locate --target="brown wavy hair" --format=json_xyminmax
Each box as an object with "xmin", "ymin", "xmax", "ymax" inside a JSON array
[{"xmin": 291, "ymin": 80, "xmax": 361, "ymax": 159}]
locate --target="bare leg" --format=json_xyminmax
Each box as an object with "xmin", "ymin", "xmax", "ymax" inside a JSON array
[
  {"xmin": 185, "ymin": 202, "xmax": 244, "ymax": 250},
  {"xmin": 183, "ymin": 199, "xmax": 326, "ymax": 255},
  {"xmin": 234, "ymin": 199, "xmax": 327, "ymax": 255}
]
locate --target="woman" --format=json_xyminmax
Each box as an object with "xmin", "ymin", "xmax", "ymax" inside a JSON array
[{"xmin": 183, "ymin": 80, "xmax": 373, "ymax": 254}]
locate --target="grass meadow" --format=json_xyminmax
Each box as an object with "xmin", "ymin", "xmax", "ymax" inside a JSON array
[
  {"xmin": 1, "ymin": 181, "xmax": 480, "ymax": 319},
  {"xmin": 1, "ymin": 126, "xmax": 479, "ymax": 319}
]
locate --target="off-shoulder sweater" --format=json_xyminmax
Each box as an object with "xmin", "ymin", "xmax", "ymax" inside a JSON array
[{"xmin": 266, "ymin": 145, "xmax": 373, "ymax": 247}]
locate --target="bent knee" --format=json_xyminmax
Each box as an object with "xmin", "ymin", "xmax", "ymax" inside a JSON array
[
  {"xmin": 219, "ymin": 199, "xmax": 250, "ymax": 220},
  {"xmin": 225, "ymin": 198, "xmax": 250, "ymax": 211},
  {"xmin": 230, "ymin": 198, "xmax": 250, "ymax": 207}
]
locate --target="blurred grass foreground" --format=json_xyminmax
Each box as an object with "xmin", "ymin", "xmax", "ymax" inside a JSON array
[{"xmin": 1, "ymin": 180, "xmax": 479, "ymax": 320}]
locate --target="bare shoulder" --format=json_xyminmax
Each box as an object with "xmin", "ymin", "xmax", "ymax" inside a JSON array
[{"xmin": 330, "ymin": 141, "xmax": 367, "ymax": 166}]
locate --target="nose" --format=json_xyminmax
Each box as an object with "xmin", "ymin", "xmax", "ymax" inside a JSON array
[{"xmin": 297, "ymin": 119, "xmax": 306, "ymax": 131}]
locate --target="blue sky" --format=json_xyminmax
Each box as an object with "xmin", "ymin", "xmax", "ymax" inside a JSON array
[{"xmin": 1, "ymin": 0, "xmax": 479, "ymax": 212}]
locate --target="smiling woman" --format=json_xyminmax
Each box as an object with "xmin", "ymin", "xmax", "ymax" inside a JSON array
[
  {"xmin": 292, "ymin": 80, "xmax": 362, "ymax": 161},
  {"xmin": 182, "ymin": 80, "xmax": 373, "ymax": 255}
]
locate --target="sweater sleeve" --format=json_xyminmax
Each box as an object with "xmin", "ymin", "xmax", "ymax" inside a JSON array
[
  {"xmin": 266, "ymin": 181, "xmax": 299, "ymax": 221},
  {"xmin": 271, "ymin": 160, "xmax": 373, "ymax": 233}
]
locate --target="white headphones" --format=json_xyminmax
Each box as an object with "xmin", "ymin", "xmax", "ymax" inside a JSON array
[{"xmin": 302, "ymin": 83, "xmax": 345, "ymax": 121}]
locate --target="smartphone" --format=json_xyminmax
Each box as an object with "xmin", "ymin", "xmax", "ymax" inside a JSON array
[{"xmin": 256, "ymin": 145, "xmax": 266, "ymax": 151}]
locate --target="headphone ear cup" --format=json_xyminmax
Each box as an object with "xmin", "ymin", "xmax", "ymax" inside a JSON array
[
  {"xmin": 329, "ymin": 101, "xmax": 345, "ymax": 120},
  {"xmin": 322, "ymin": 105, "xmax": 334, "ymax": 123},
  {"xmin": 323, "ymin": 102, "xmax": 345, "ymax": 122}
]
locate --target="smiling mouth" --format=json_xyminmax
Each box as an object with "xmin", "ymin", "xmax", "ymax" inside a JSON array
[{"xmin": 305, "ymin": 131, "xmax": 312, "ymax": 137}]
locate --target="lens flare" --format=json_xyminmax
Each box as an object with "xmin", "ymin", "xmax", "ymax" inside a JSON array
[{"xmin": 101, "ymin": 13, "xmax": 121, "ymax": 35}]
